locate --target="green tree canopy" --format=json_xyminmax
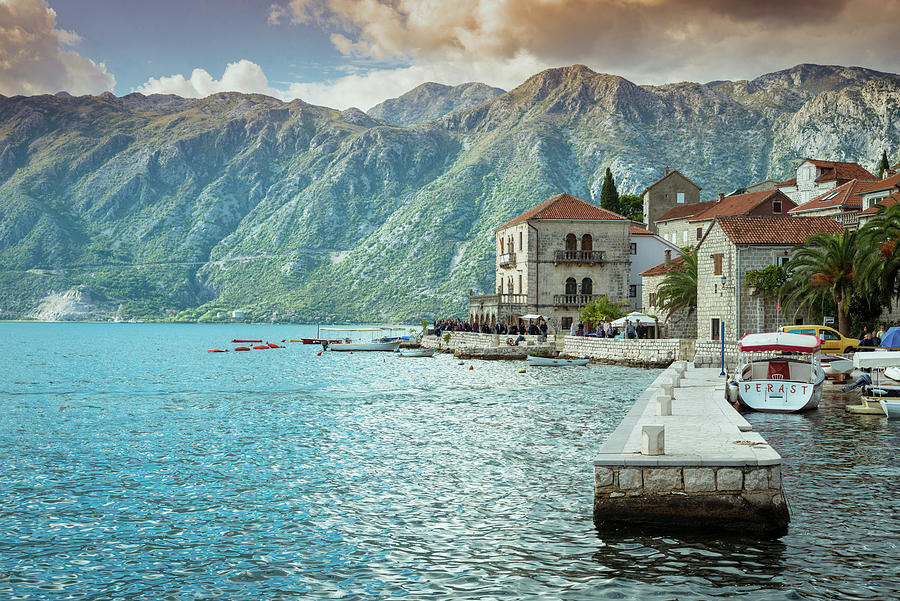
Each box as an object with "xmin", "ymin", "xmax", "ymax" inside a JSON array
[
  {"xmin": 600, "ymin": 167, "xmax": 620, "ymax": 214},
  {"xmin": 877, "ymin": 150, "xmax": 891, "ymax": 179},
  {"xmin": 580, "ymin": 295, "xmax": 628, "ymax": 326},
  {"xmin": 618, "ymin": 194, "xmax": 643, "ymax": 222},
  {"xmin": 783, "ymin": 230, "xmax": 857, "ymax": 336},
  {"xmin": 655, "ymin": 250, "xmax": 697, "ymax": 319}
]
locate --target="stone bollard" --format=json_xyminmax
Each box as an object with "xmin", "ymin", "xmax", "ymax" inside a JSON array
[
  {"xmin": 660, "ymin": 382, "xmax": 674, "ymax": 398},
  {"xmin": 656, "ymin": 394, "xmax": 672, "ymax": 416},
  {"xmin": 642, "ymin": 425, "xmax": 665, "ymax": 455},
  {"xmin": 670, "ymin": 372, "xmax": 681, "ymax": 387}
]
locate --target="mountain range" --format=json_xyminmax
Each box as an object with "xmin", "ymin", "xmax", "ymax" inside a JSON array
[{"xmin": 0, "ymin": 63, "xmax": 898, "ymax": 322}]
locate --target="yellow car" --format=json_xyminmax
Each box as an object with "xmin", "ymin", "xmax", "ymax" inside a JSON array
[{"xmin": 778, "ymin": 325, "xmax": 857, "ymax": 354}]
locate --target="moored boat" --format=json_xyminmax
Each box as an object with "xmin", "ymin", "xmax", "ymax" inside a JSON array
[
  {"xmin": 321, "ymin": 328, "xmax": 403, "ymax": 352},
  {"xmin": 527, "ymin": 355, "xmax": 589, "ymax": 367},
  {"xmin": 397, "ymin": 348, "xmax": 436, "ymax": 358},
  {"xmin": 878, "ymin": 398, "xmax": 900, "ymax": 419},
  {"xmin": 845, "ymin": 351, "xmax": 900, "ymax": 416},
  {"xmin": 727, "ymin": 332, "xmax": 824, "ymax": 413}
]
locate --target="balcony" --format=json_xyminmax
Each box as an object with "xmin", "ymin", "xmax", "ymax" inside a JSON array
[
  {"xmin": 554, "ymin": 249, "xmax": 604, "ymax": 264},
  {"xmin": 553, "ymin": 293, "xmax": 599, "ymax": 307},
  {"xmin": 498, "ymin": 252, "xmax": 516, "ymax": 267}
]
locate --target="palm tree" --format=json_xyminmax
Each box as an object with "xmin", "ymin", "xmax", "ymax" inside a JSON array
[
  {"xmin": 856, "ymin": 203, "xmax": 900, "ymax": 302},
  {"xmin": 783, "ymin": 230, "xmax": 857, "ymax": 336},
  {"xmin": 655, "ymin": 251, "xmax": 697, "ymax": 319}
]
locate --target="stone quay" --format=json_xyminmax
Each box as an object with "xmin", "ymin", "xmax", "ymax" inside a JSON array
[{"xmin": 594, "ymin": 361, "xmax": 789, "ymax": 537}]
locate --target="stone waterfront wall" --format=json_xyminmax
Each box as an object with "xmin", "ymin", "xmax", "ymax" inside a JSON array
[
  {"xmin": 593, "ymin": 463, "xmax": 787, "ymax": 537},
  {"xmin": 561, "ymin": 337, "xmax": 696, "ymax": 367},
  {"xmin": 420, "ymin": 332, "xmax": 555, "ymax": 359}
]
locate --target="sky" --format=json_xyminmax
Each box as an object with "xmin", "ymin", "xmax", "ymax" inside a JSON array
[{"xmin": 1, "ymin": 0, "xmax": 899, "ymax": 111}]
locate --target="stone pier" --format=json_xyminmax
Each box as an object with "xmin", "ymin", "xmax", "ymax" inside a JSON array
[{"xmin": 594, "ymin": 362, "xmax": 789, "ymax": 537}]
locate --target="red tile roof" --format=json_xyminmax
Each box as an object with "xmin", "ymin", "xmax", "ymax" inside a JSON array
[
  {"xmin": 777, "ymin": 177, "xmax": 797, "ymax": 187},
  {"xmin": 656, "ymin": 201, "xmax": 715, "ymax": 222},
  {"xmin": 687, "ymin": 190, "xmax": 792, "ymax": 222},
  {"xmin": 788, "ymin": 179, "xmax": 865, "ymax": 214},
  {"xmin": 639, "ymin": 254, "xmax": 686, "ymax": 277},
  {"xmin": 499, "ymin": 193, "xmax": 627, "ymax": 229},
  {"xmin": 807, "ymin": 159, "xmax": 876, "ymax": 183},
  {"xmin": 715, "ymin": 216, "xmax": 843, "ymax": 245},
  {"xmin": 855, "ymin": 172, "xmax": 900, "ymax": 195},
  {"xmin": 858, "ymin": 191, "xmax": 900, "ymax": 216},
  {"xmin": 629, "ymin": 225, "xmax": 655, "ymax": 235}
]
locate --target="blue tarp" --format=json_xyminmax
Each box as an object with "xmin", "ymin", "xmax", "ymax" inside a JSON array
[{"xmin": 879, "ymin": 326, "xmax": 900, "ymax": 349}]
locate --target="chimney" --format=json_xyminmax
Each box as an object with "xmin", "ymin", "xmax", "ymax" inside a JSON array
[
  {"xmin": 665, "ymin": 166, "xmax": 670, "ymax": 176},
  {"xmin": 664, "ymin": 249, "xmax": 671, "ymax": 263},
  {"xmin": 718, "ymin": 192, "xmax": 725, "ymax": 202}
]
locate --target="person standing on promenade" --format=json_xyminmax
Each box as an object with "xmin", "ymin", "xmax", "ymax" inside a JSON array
[
  {"xmin": 539, "ymin": 320, "xmax": 548, "ymax": 342},
  {"xmin": 625, "ymin": 320, "xmax": 636, "ymax": 339},
  {"xmin": 636, "ymin": 320, "xmax": 647, "ymax": 339}
]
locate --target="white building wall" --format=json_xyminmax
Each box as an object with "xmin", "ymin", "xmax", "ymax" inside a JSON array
[{"xmin": 629, "ymin": 233, "xmax": 680, "ymax": 310}]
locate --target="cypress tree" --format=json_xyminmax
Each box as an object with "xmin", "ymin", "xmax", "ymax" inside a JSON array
[
  {"xmin": 600, "ymin": 167, "xmax": 620, "ymax": 214},
  {"xmin": 877, "ymin": 150, "xmax": 890, "ymax": 179}
]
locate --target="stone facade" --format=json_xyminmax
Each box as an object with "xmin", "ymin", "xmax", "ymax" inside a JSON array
[
  {"xmin": 561, "ymin": 336, "xmax": 696, "ymax": 367},
  {"xmin": 642, "ymin": 168, "xmax": 702, "ymax": 234}
]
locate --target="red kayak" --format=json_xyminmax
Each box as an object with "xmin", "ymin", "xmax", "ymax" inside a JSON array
[
  {"xmin": 232, "ymin": 339, "xmax": 262, "ymax": 343},
  {"xmin": 234, "ymin": 346, "xmax": 251, "ymax": 351},
  {"xmin": 267, "ymin": 343, "xmax": 283, "ymax": 348},
  {"xmin": 252, "ymin": 344, "xmax": 269, "ymax": 350},
  {"xmin": 207, "ymin": 348, "xmax": 228, "ymax": 353}
]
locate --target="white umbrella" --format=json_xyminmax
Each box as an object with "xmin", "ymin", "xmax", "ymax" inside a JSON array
[{"xmin": 610, "ymin": 311, "xmax": 657, "ymax": 327}]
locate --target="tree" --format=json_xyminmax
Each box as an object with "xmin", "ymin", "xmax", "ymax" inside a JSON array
[
  {"xmin": 655, "ymin": 250, "xmax": 697, "ymax": 319},
  {"xmin": 618, "ymin": 194, "xmax": 643, "ymax": 221},
  {"xmin": 600, "ymin": 167, "xmax": 620, "ymax": 214},
  {"xmin": 876, "ymin": 150, "xmax": 891, "ymax": 179},
  {"xmin": 856, "ymin": 202, "xmax": 900, "ymax": 304},
  {"xmin": 581, "ymin": 295, "xmax": 628, "ymax": 326},
  {"xmin": 783, "ymin": 230, "xmax": 857, "ymax": 336}
]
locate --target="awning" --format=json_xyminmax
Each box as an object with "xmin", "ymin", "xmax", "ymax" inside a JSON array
[
  {"xmin": 853, "ymin": 350, "xmax": 900, "ymax": 369},
  {"xmin": 521, "ymin": 314, "xmax": 543, "ymax": 319},
  {"xmin": 610, "ymin": 311, "xmax": 657, "ymax": 327},
  {"xmin": 738, "ymin": 332, "xmax": 820, "ymax": 353}
]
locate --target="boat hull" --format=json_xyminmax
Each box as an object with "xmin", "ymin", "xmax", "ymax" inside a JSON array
[
  {"xmin": 297, "ymin": 338, "xmax": 345, "ymax": 345},
  {"xmin": 397, "ymin": 349, "xmax": 435, "ymax": 358},
  {"xmin": 527, "ymin": 355, "xmax": 589, "ymax": 367},
  {"xmin": 734, "ymin": 378, "xmax": 823, "ymax": 413},
  {"xmin": 329, "ymin": 341, "xmax": 402, "ymax": 352},
  {"xmin": 879, "ymin": 398, "xmax": 900, "ymax": 419}
]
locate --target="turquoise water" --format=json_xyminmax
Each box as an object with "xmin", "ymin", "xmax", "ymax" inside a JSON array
[{"xmin": 1, "ymin": 323, "xmax": 898, "ymax": 600}]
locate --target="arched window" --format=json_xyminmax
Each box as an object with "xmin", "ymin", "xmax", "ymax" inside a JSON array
[
  {"xmin": 581, "ymin": 234, "xmax": 592, "ymax": 251},
  {"xmin": 582, "ymin": 278, "xmax": 593, "ymax": 296},
  {"xmin": 565, "ymin": 277, "xmax": 577, "ymax": 295},
  {"xmin": 565, "ymin": 234, "xmax": 577, "ymax": 251}
]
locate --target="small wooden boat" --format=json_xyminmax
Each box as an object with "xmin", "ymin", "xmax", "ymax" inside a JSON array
[
  {"xmin": 822, "ymin": 355, "xmax": 854, "ymax": 376},
  {"xmin": 527, "ymin": 355, "xmax": 589, "ymax": 367},
  {"xmin": 397, "ymin": 348, "xmax": 436, "ymax": 358},
  {"xmin": 296, "ymin": 337, "xmax": 346, "ymax": 345},
  {"xmin": 845, "ymin": 351, "xmax": 900, "ymax": 416},
  {"xmin": 727, "ymin": 332, "xmax": 824, "ymax": 413},
  {"xmin": 846, "ymin": 397, "xmax": 886, "ymax": 415},
  {"xmin": 321, "ymin": 328, "xmax": 402, "ymax": 352}
]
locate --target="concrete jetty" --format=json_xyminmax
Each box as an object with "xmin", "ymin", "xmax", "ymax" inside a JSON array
[{"xmin": 594, "ymin": 362, "xmax": 789, "ymax": 537}]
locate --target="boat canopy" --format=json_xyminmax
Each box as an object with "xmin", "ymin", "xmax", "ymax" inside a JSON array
[
  {"xmin": 853, "ymin": 350, "xmax": 900, "ymax": 369},
  {"xmin": 738, "ymin": 332, "xmax": 821, "ymax": 353}
]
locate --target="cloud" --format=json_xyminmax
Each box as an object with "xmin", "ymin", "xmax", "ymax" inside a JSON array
[
  {"xmin": 135, "ymin": 59, "xmax": 281, "ymax": 99},
  {"xmin": 268, "ymin": 0, "xmax": 900, "ymax": 87},
  {"xmin": 0, "ymin": 0, "xmax": 115, "ymax": 96}
]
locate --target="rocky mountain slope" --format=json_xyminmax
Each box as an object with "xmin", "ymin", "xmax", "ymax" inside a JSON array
[
  {"xmin": 367, "ymin": 82, "xmax": 506, "ymax": 126},
  {"xmin": 0, "ymin": 64, "xmax": 898, "ymax": 322}
]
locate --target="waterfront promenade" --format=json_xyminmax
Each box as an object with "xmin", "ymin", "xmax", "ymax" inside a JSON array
[{"xmin": 594, "ymin": 361, "xmax": 789, "ymax": 537}]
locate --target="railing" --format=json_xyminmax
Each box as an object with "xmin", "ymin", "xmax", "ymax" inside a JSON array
[
  {"xmin": 836, "ymin": 212, "xmax": 860, "ymax": 230},
  {"xmin": 555, "ymin": 249, "xmax": 604, "ymax": 264},
  {"xmin": 553, "ymin": 293, "xmax": 599, "ymax": 307},
  {"xmin": 498, "ymin": 252, "xmax": 516, "ymax": 267},
  {"xmin": 469, "ymin": 293, "xmax": 529, "ymax": 307}
]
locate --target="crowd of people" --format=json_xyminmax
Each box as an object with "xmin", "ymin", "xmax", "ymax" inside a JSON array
[{"xmin": 433, "ymin": 317, "xmax": 652, "ymax": 340}]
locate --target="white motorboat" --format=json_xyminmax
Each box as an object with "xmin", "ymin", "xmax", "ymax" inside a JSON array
[
  {"xmin": 846, "ymin": 351, "xmax": 900, "ymax": 415},
  {"xmin": 878, "ymin": 399, "xmax": 900, "ymax": 419},
  {"xmin": 321, "ymin": 328, "xmax": 403, "ymax": 352},
  {"xmin": 527, "ymin": 355, "xmax": 589, "ymax": 367},
  {"xmin": 822, "ymin": 355, "xmax": 854, "ymax": 376},
  {"xmin": 397, "ymin": 348, "xmax": 436, "ymax": 358},
  {"xmin": 727, "ymin": 332, "xmax": 825, "ymax": 413}
]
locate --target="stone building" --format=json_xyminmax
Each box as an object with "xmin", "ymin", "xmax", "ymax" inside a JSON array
[
  {"xmin": 789, "ymin": 172, "xmax": 900, "ymax": 230},
  {"xmin": 640, "ymin": 253, "xmax": 697, "ymax": 338},
  {"xmin": 656, "ymin": 189, "xmax": 795, "ymax": 248},
  {"xmin": 695, "ymin": 215, "xmax": 843, "ymax": 341},
  {"xmin": 776, "ymin": 159, "xmax": 875, "ymax": 204},
  {"xmin": 641, "ymin": 167, "xmax": 701, "ymax": 233},
  {"xmin": 468, "ymin": 193, "xmax": 677, "ymax": 331}
]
